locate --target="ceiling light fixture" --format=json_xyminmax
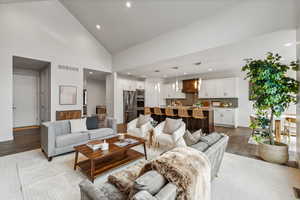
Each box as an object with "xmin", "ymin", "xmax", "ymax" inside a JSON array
[
  {"xmin": 284, "ymin": 42, "xmax": 293, "ymax": 47},
  {"xmin": 126, "ymin": 1, "xmax": 132, "ymax": 8},
  {"xmin": 208, "ymin": 68, "xmax": 213, "ymax": 72},
  {"xmin": 183, "ymin": 72, "xmax": 187, "ymax": 75},
  {"xmin": 96, "ymin": 24, "xmax": 101, "ymax": 30},
  {"xmin": 89, "ymin": 71, "xmax": 93, "ymax": 74},
  {"xmin": 127, "ymin": 72, "xmax": 131, "ymax": 75}
]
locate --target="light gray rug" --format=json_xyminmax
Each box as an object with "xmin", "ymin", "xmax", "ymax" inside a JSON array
[{"xmin": 1, "ymin": 146, "xmax": 300, "ymax": 200}]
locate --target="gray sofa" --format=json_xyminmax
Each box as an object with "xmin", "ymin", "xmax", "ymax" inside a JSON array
[
  {"xmin": 79, "ymin": 133, "xmax": 229, "ymax": 200},
  {"xmin": 41, "ymin": 117, "xmax": 117, "ymax": 161}
]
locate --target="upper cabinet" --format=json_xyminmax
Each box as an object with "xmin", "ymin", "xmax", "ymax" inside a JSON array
[
  {"xmin": 163, "ymin": 81, "xmax": 186, "ymax": 99},
  {"xmin": 198, "ymin": 77, "xmax": 239, "ymax": 98}
]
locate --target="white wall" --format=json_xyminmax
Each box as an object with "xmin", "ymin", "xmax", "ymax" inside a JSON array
[
  {"xmin": 296, "ymin": 0, "xmax": 300, "ymax": 166},
  {"xmin": 0, "ymin": 0, "xmax": 111, "ymax": 141},
  {"xmin": 86, "ymin": 79, "xmax": 106, "ymax": 115},
  {"xmin": 113, "ymin": 0, "xmax": 296, "ymax": 71}
]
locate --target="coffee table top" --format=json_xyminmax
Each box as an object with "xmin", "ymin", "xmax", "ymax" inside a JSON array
[{"xmin": 74, "ymin": 134, "xmax": 145, "ymax": 160}]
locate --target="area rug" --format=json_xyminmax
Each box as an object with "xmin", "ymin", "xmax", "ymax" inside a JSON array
[{"xmin": 1, "ymin": 146, "xmax": 300, "ymax": 200}]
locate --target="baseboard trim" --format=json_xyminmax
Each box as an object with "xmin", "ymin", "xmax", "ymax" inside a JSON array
[{"xmin": 13, "ymin": 125, "xmax": 40, "ymax": 132}]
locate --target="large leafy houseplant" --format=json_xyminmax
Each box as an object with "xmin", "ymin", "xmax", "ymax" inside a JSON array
[{"xmin": 242, "ymin": 52, "xmax": 299, "ymax": 145}]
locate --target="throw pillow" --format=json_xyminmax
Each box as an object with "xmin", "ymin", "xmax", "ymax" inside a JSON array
[
  {"xmin": 86, "ymin": 116, "xmax": 98, "ymax": 130},
  {"xmin": 136, "ymin": 114, "xmax": 151, "ymax": 128},
  {"xmin": 183, "ymin": 130, "xmax": 198, "ymax": 146},
  {"xmin": 70, "ymin": 118, "xmax": 88, "ymax": 132},
  {"xmin": 192, "ymin": 129, "xmax": 203, "ymax": 142},
  {"xmin": 163, "ymin": 118, "xmax": 182, "ymax": 135}
]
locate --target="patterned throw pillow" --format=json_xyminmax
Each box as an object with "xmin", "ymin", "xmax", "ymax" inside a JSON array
[{"xmin": 183, "ymin": 130, "xmax": 198, "ymax": 146}]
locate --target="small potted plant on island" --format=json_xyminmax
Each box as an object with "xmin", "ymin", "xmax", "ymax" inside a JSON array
[{"xmin": 242, "ymin": 52, "xmax": 299, "ymax": 164}]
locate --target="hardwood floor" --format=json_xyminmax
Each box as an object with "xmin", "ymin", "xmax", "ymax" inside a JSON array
[
  {"xmin": 0, "ymin": 124, "xmax": 297, "ymax": 168},
  {"xmin": 0, "ymin": 128, "xmax": 40, "ymax": 157}
]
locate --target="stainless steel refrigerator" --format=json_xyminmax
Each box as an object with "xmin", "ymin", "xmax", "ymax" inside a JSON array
[{"xmin": 123, "ymin": 90, "xmax": 137, "ymax": 123}]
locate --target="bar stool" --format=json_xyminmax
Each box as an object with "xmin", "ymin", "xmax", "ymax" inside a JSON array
[
  {"xmin": 165, "ymin": 107, "xmax": 177, "ymax": 119},
  {"xmin": 154, "ymin": 107, "xmax": 164, "ymax": 122},
  {"xmin": 192, "ymin": 108, "xmax": 206, "ymax": 132},
  {"xmin": 178, "ymin": 107, "xmax": 191, "ymax": 130},
  {"xmin": 144, "ymin": 107, "xmax": 152, "ymax": 115}
]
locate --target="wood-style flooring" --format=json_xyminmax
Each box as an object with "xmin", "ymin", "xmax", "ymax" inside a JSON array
[
  {"xmin": 0, "ymin": 128, "xmax": 40, "ymax": 157},
  {"xmin": 0, "ymin": 124, "xmax": 297, "ymax": 167}
]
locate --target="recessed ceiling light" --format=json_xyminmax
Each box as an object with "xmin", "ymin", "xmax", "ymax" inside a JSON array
[
  {"xmin": 127, "ymin": 72, "xmax": 131, "ymax": 75},
  {"xmin": 183, "ymin": 72, "xmax": 187, "ymax": 75},
  {"xmin": 96, "ymin": 24, "xmax": 101, "ymax": 30},
  {"xmin": 284, "ymin": 42, "xmax": 293, "ymax": 47},
  {"xmin": 89, "ymin": 71, "xmax": 93, "ymax": 74},
  {"xmin": 208, "ymin": 68, "xmax": 213, "ymax": 72},
  {"xmin": 126, "ymin": 1, "xmax": 132, "ymax": 8}
]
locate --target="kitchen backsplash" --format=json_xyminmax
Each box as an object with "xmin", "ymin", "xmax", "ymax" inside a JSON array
[{"xmin": 166, "ymin": 94, "xmax": 238, "ymax": 108}]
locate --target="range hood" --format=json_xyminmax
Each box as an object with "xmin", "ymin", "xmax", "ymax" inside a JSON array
[{"xmin": 182, "ymin": 79, "xmax": 199, "ymax": 93}]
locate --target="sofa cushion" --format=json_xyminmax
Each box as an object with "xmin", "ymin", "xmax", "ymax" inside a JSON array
[
  {"xmin": 134, "ymin": 170, "xmax": 167, "ymax": 195},
  {"xmin": 136, "ymin": 114, "xmax": 151, "ymax": 128},
  {"xmin": 56, "ymin": 132, "xmax": 89, "ymax": 148},
  {"xmin": 155, "ymin": 183, "xmax": 177, "ymax": 200},
  {"xmin": 70, "ymin": 118, "xmax": 88, "ymax": 132},
  {"xmin": 199, "ymin": 132, "xmax": 222, "ymax": 146},
  {"xmin": 88, "ymin": 128, "xmax": 115, "ymax": 140},
  {"xmin": 190, "ymin": 141, "xmax": 209, "ymax": 152},
  {"xmin": 52, "ymin": 120, "xmax": 71, "ymax": 136},
  {"xmin": 86, "ymin": 116, "xmax": 98, "ymax": 130},
  {"xmin": 163, "ymin": 118, "xmax": 182, "ymax": 135},
  {"xmin": 133, "ymin": 191, "xmax": 157, "ymax": 200}
]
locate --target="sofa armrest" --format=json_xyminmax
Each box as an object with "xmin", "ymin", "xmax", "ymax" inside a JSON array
[
  {"xmin": 140, "ymin": 122, "xmax": 153, "ymax": 138},
  {"xmin": 79, "ymin": 180, "xmax": 106, "ymax": 200},
  {"xmin": 204, "ymin": 134, "xmax": 229, "ymax": 179},
  {"xmin": 106, "ymin": 117, "xmax": 117, "ymax": 134},
  {"xmin": 40, "ymin": 122, "xmax": 56, "ymax": 158},
  {"xmin": 155, "ymin": 183, "xmax": 177, "ymax": 200},
  {"xmin": 127, "ymin": 118, "xmax": 138, "ymax": 131},
  {"xmin": 153, "ymin": 122, "xmax": 165, "ymax": 136},
  {"xmin": 171, "ymin": 122, "xmax": 186, "ymax": 143}
]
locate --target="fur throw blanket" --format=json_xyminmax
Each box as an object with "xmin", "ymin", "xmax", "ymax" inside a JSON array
[{"xmin": 139, "ymin": 147, "xmax": 211, "ymax": 200}]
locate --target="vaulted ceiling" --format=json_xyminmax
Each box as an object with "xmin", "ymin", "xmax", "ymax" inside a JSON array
[{"xmin": 59, "ymin": 0, "xmax": 240, "ymax": 54}]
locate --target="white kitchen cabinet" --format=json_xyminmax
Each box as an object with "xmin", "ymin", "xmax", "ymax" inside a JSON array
[
  {"xmin": 163, "ymin": 82, "xmax": 186, "ymax": 99},
  {"xmin": 199, "ymin": 77, "xmax": 239, "ymax": 98},
  {"xmin": 213, "ymin": 108, "xmax": 238, "ymax": 128}
]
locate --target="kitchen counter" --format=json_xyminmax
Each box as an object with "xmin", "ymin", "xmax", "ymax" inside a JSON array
[{"xmin": 147, "ymin": 106, "xmax": 214, "ymax": 134}]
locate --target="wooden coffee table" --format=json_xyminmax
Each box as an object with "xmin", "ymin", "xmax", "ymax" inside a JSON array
[{"xmin": 73, "ymin": 134, "xmax": 147, "ymax": 182}]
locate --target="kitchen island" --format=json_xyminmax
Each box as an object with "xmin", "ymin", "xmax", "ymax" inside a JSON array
[{"xmin": 147, "ymin": 106, "xmax": 214, "ymax": 134}]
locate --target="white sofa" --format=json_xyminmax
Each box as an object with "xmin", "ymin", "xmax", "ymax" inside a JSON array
[
  {"xmin": 127, "ymin": 118, "xmax": 153, "ymax": 140},
  {"xmin": 153, "ymin": 121, "xmax": 186, "ymax": 148}
]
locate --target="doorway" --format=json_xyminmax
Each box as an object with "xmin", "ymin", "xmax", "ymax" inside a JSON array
[{"xmin": 13, "ymin": 56, "xmax": 51, "ymax": 129}]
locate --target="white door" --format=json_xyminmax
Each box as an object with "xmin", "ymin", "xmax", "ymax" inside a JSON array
[{"xmin": 13, "ymin": 73, "xmax": 39, "ymax": 127}]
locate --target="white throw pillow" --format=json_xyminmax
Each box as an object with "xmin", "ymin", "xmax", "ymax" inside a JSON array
[{"xmin": 70, "ymin": 118, "xmax": 88, "ymax": 133}]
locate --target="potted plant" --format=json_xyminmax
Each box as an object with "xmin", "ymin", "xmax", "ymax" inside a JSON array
[{"xmin": 242, "ymin": 52, "xmax": 299, "ymax": 164}]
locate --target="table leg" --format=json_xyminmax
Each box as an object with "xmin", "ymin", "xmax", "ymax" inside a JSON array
[
  {"xmin": 91, "ymin": 159, "xmax": 95, "ymax": 183},
  {"xmin": 143, "ymin": 142, "xmax": 148, "ymax": 160},
  {"xmin": 74, "ymin": 151, "xmax": 78, "ymax": 170},
  {"xmin": 275, "ymin": 119, "xmax": 281, "ymax": 142}
]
